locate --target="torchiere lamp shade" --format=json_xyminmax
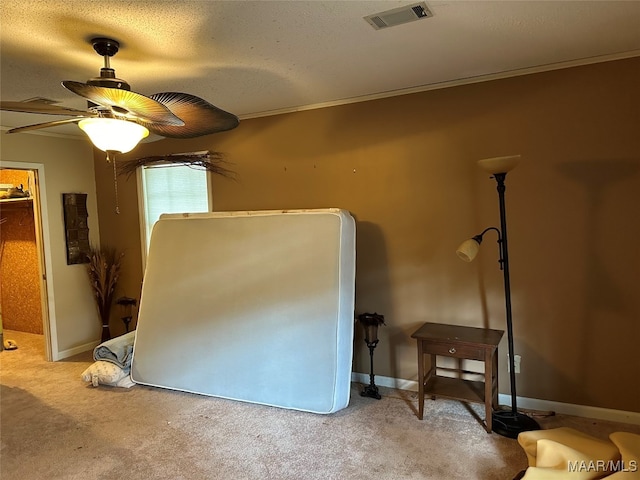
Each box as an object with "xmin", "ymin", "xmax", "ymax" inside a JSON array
[{"xmin": 477, "ymin": 155, "xmax": 521, "ymax": 174}]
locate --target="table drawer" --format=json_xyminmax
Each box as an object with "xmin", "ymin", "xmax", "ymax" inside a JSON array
[{"xmin": 423, "ymin": 342, "xmax": 484, "ymax": 360}]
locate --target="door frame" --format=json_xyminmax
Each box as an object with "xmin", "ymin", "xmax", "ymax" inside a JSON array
[{"xmin": 1, "ymin": 161, "xmax": 56, "ymax": 361}]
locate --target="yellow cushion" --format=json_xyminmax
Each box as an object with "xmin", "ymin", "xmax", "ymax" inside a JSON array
[
  {"xmin": 605, "ymin": 473, "xmax": 637, "ymax": 479},
  {"xmin": 607, "ymin": 433, "xmax": 640, "ymax": 478},
  {"xmin": 522, "ymin": 465, "xmax": 598, "ymax": 479},
  {"xmin": 518, "ymin": 428, "xmax": 620, "ymax": 468}
]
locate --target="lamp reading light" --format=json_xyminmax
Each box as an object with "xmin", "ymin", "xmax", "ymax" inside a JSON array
[
  {"xmin": 456, "ymin": 227, "xmax": 502, "ymax": 265},
  {"xmin": 456, "ymin": 236, "xmax": 482, "ymax": 263},
  {"xmin": 456, "ymin": 155, "xmax": 540, "ymax": 439},
  {"xmin": 78, "ymin": 118, "xmax": 149, "ymax": 154}
]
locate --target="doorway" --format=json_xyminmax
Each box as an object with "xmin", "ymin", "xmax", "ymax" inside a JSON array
[{"xmin": 0, "ymin": 165, "xmax": 53, "ymax": 360}]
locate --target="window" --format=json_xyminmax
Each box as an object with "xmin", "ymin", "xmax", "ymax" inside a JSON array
[{"xmin": 138, "ymin": 163, "xmax": 212, "ymax": 264}]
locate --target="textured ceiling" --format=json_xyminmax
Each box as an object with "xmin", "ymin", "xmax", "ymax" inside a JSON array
[{"xmin": 1, "ymin": 0, "xmax": 639, "ymax": 137}]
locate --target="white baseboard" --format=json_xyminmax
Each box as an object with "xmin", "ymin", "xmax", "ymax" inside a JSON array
[
  {"xmin": 352, "ymin": 372, "xmax": 418, "ymax": 392},
  {"xmin": 55, "ymin": 341, "xmax": 98, "ymax": 361},
  {"xmin": 351, "ymin": 372, "xmax": 640, "ymax": 426},
  {"xmin": 496, "ymin": 394, "xmax": 640, "ymax": 426}
]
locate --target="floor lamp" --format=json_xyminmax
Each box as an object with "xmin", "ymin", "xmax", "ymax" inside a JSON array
[{"xmin": 456, "ymin": 155, "xmax": 540, "ymax": 439}]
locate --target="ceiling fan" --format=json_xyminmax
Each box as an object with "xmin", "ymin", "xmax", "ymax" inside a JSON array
[{"xmin": 1, "ymin": 37, "xmax": 239, "ymax": 153}]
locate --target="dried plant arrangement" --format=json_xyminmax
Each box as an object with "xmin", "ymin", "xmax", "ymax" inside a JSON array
[
  {"xmin": 86, "ymin": 245, "xmax": 124, "ymax": 342},
  {"xmin": 117, "ymin": 150, "xmax": 235, "ymax": 179}
]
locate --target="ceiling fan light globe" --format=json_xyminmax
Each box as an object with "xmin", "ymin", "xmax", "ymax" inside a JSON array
[{"xmin": 78, "ymin": 118, "xmax": 149, "ymax": 153}]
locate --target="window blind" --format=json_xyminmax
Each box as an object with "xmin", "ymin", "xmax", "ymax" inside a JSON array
[{"xmin": 140, "ymin": 164, "xmax": 210, "ymax": 251}]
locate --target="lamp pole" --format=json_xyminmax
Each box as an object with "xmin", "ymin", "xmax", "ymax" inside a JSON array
[
  {"xmin": 494, "ymin": 173, "xmax": 518, "ymax": 412},
  {"xmin": 490, "ymin": 172, "xmax": 540, "ymax": 438},
  {"xmin": 361, "ymin": 336, "xmax": 381, "ymax": 399}
]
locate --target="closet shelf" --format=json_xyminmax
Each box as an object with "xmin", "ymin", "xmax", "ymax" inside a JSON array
[{"xmin": 0, "ymin": 197, "xmax": 33, "ymax": 209}]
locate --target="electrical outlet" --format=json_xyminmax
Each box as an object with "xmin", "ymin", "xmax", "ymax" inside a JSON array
[{"xmin": 508, "ymin": 354, "xmax": 522, "ymax": 373}]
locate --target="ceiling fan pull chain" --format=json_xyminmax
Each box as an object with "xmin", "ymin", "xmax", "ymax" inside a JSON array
[{"xmin": 107, "ymin": 151, "xmax": 120, "ymax": 214}]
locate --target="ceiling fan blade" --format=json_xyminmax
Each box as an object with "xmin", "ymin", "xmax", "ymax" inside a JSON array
[
  {"xmin": 62, "ymin": 81, "xmax": 185, "ymax": 126},
  {"xmin": 1, "ymin": 101, "xmax": 88, "ymax": 116},
  {"xmin": 6, "ymin": 117, "xmax": 85, "ymax": 134},
  {"xmin": 139, "ymin": 92, "xmax": 239, "ymax": 138}
]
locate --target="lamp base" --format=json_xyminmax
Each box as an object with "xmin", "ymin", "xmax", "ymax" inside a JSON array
[
  {"xmin": 492, "ymin": 410, "xmax": 540, "ymax": 439},
  {"xmin": 360, "ymin": 383, "xmax": 381, "ymax": 400}
]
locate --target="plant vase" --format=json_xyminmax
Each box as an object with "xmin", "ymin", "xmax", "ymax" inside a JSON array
[{"xmin": 86, "ymin": 246, "xmax": 124, "ymax": 343}]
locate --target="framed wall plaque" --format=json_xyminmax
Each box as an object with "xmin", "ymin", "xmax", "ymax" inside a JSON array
[{"xmin": 62, "ymin": 193, "xmax": 90, "ymax": 265}]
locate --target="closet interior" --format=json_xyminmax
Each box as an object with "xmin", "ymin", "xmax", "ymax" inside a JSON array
[{"xmin": 0, "ymin": 168, "xmax": 44, "ymax": 352}]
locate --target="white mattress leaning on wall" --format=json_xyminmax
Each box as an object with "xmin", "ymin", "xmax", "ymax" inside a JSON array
[{"xmin": 131, "ymin": 209, "xmax": 356, "ymax": 414}]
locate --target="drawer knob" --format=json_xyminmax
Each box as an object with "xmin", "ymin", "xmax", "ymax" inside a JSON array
[{"xmin": 449, "ymin": 347, "xmax": 456, "ymax": 354}]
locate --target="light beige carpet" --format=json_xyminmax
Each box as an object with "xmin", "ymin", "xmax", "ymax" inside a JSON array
[{"xmin": 1, "ymin": 330, "xmax": 638, "ymax": 480}]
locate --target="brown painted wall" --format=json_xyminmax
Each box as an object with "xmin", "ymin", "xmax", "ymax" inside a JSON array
[{"xmin": 95, "ymin": 58, "xmax": 640, "ymax": 412}]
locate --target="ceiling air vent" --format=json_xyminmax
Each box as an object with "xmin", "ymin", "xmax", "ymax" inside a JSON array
[{"xmin": 364, "ymin": 2, "xmax": 433, "ymax": 30}]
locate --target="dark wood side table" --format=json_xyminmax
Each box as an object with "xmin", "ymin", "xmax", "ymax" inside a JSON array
[{"xmin": 411, "ymin": 322, "xmax": 504, "ymax": 433}]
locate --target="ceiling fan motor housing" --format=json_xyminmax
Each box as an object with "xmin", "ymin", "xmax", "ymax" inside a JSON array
[
  {"xmin": 86, "ymin": 37, "xmax": 131, "ymax": 110},
  {"xmin": 85, "ymin": 70, "xmax": 131, "ymax": 111},
  {"xmin": 92, "ymin": 37, "xmax": 120, "ymax": 57},
  {"xmin": 87, "ymin": 38, "xmax": 131, "ymax": 91},
  {"xmin": 87, "ymin": 71, "xmax": 131, "ymax": 91}
]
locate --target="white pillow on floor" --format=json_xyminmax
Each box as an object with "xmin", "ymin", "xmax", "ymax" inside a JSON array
[{"xmin": 81, "ymin": 360, "xmax": 132, "ymax": 387}]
